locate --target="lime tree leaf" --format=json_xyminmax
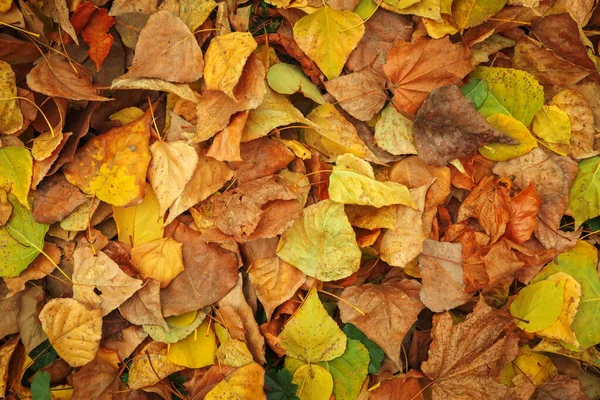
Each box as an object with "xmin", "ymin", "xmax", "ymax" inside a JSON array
[
  {"xmin": 471, "ymin": 66, "xmax": 544, "ymax": 126},
  {"xmin": 277, "ymin": 199, "xmax": 362, "ymax": 282},
  {"xmin": 31, "ymin": 371, "xmax": 51, "ymax": 400},
  {"xmin": 0, "ymin": 194, "xmax": 49, "ymax": 278},
  {"xmin": 328, "ymin": 154, "xmax": 415, "ymax": 208},
  {"xmin": 460, "ymin": 78, "xmax": 488, "ymax": 109},
  {"xmin": 267, "ymin": 63, "xmax": 324, "ymax": 104},
  {"xmin": 532, "ymin": 241, "xmax": 600, "ymax": 349},
  {"xmin": 531, "ymin": 105, "xmax": 571, "ymax": 146},
  {"xmin": 0, "ymin": 146, "xmax": 33, "ymax": 208},
  {"xmin": 318, "ymin": 339, "xmax": 369, "ymax": 400},
  {"xmin": 569, "ymin": 156, "xmax": 600, "ymax": 228},
  {"xmin": 291, "ymin": 364, "xmax": 333, "ymax": 400},
  {"xmin": 113, "ymin": 185, "xmax": 164, "ymax": 247},
  {"xmin": 478, "ymin": 114, "xmax": 537, "ymax": 161},
  {"xmin": 343, "ymin": 323, "xmax": 384, "ymax": 374},
  {"xmin": 510, "ymin": 279, "xmax": 564, "ymax": 332},
  {"xmin": 452, "ymin": 0, "xmax": 507, "ymax": 31},
  {"xmin": 265, "ymin": 369, "xmax": 300, "ymax": 400},
  {"xmin": 278, "ymin": 288, "xmax": 347, "ymax": 363},
  {"xmin": 293, "ymin": 7, "xmax": 364, "ymax": 80}
]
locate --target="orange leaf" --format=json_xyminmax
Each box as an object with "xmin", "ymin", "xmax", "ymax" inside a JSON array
[
  {"xmin": 505, "ymin": 182, "xmax": 542, "ymax": 244},
  {"xmin": 81, "ymin": 8, "xmax": 115, "ymax": 71},
  {"xmin": 70, "ymin": 1, "xmax": 96, "ymax": 34}
]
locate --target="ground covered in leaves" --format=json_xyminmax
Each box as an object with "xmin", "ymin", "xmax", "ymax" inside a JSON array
[{"xmin": 3, "ymin": 0, "xmax": 600, "ymax": 399}]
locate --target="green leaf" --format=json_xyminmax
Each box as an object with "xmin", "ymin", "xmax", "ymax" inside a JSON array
[
  {"xmin": 31, "ymin": 371, "xmax": 51, "ymax": 400},
  {"xmin": 328, "ymin": 154, "xmax": 415, "ymax": 208},
  {"xmin": 353, "ymin": 0, "xmax": 377, "ymax": 19},
  {"xmin": 265, "ymin": 369, "xmax": 300, "ymax": 400},
  {"xmin": 0, "ymin": 146, "xmax": 33, "ymax": 208},
  {"xmin": 29, "ymin": 341, "xmax": 59, "ymax": 371},
  {"xmin": 0, "ymin": 194, "xmax": 49, "ymax": 278},
  {"xmin": 319, "ymin": 339, "xmax": 369, "ymax": 400},
  {"xmin": 278, "ymin": 288, "xmax": 347, "ymax": 363},
  {"xmin": 343, "ymin": 323, "xmax": 384, "ymax": 374},
  {"xmin": 532, "ymin": 241, "xmax": 600, "ymax": 349},
  {"xmin": 510, "ymin": 279, "xmax": 564, "ymax": 333},
  {"xmin": 460, "ymin": 78, "xmax": 488, "ymax": 109},
  {"xmin": 569, "ymin": 156, "xmax": 600, "ymax": 228},
  {"xmin": 267, "ymin": 63, "xmax": 324, "ymax": 104},
  {"xmin": 471, "ymin": 66, "xmax": 544, "ymax": 126},
  {"xmin": 277, "ymin": 199, "xmax": 362, "ymax": 282}
]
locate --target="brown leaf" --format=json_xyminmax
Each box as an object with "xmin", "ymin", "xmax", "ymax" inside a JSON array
[
  {"xmin": 33, "ymin": 173, "xmax": 88, "ymax": 225},
  {"xmin": 421, "ymin": 300, "xmax": 519, "ymax": 400},
  {"xmin": 119, "ymin": 279, "xmax": 168, "ymax": 329},
  {"xmin": 369, "ymin": 373, "xmax": 424, "ymax": 400},
  {"xmin": 0, "ymin": 294, "xmax": 20, "ymax": 340},
  {"xmin": 505, "ymin": 183, "xmax": 541, "ymax": 244},
  {"xmin": 101, "ymin": 325, "xmax": 148, "ymax": 362},
  {"xmin": 230, "ymin": 138, "xmax": 295, "ymax": 183},
  {"xmin": 458, "ymin": 176, "xmax": 512, "ymax": 243},
  {"xmin": 160, "ymin": 221, "xmax": 239, "ymax": 316},
  {"xmin": 324, "ymin": 68, "xmax": 387, "ymax": 121},
  {"xmin": 71, "ymin": 357, "xmax": 125, "ymax": 400},
  {"xmin": 217, "ymin": 275, "xmax": 266, "ymax": 364},
  {"xmin": 44, "ymin": 0, "xmax": 79, "ymax": 44},
  {"xmin": 483, "ymin": 239, "xmax": 524, "ymax": 289},
  {"xmin": 248, "ymin": 257, "xmax": 305, "ymax": 321},
  {"xmin": 419, "ymin": 239, "xmax": 470, "ymax": 312},
  {"xmin": 194, "ymin": 54, "xmax": 266, "ymax": 143},
  {"xmin": 346, "ymin": 10, "xmax": 413, "ymax": 74},
  {"xmin": 4, "ymin": 243, "xmax": 60, "ymax": 296},
  {"xmin": 206, "ymin": 111, "xmax": 248, "ymax": 162},
  {"xmin": 124, "ymin": 10, "xmax": 204, "ymax": 82},
  {"xmin": 0, "ymin": 33, "xmax": 39, "ymax": 64},
  {"xmin": 339, "ymin": 278, "xmax": 424, "ymax": 368},
  {"xmin": 26, "ymin": 55, "xmax": 109, "ymax": 101},
  {"xmin": 537, "ymin": 374, "xmax": 588, "ymax": 400},
  {"xmin": 17, "ymin": 286, "xmax": 47, "ymax": 354},
  {"xmin": 0, "ymin": 335, "xmax": 18, "ymax": 398},
  {"xmin": 383, "ymin": 37, "xmax": 473, "ymax": 114},
  {"xmin": 414, "ymin": 85, "xmax": 514, "ymax": 167}
]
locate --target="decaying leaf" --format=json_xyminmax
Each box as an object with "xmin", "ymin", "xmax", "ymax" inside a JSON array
[{"xmin": 0, "ymin": 60, "xmax": 23, "ymax": 134}]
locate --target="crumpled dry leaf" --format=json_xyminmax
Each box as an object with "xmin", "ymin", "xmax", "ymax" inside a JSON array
[
  {"xmin": 128, "ymin": 342, "xmax": 184, "ymax": 390},
  {"xmin": 207, "ymin": 111, "xmax": 247, "ymax": 161},
  {"xmin": 339, "ymin": 278, "xmax": 423, "ymax": 369},
  {"xmin": 73, "ymin": 246, "xmax": 143, "ymax": 316},
  {"xmin": 39, "ymin": 298, "xmax": 103, "ymax": 367},
  {"xmin": 537, "ymin": 374, "xmax": 588, "ymax": 400},
  {"xmin": 383, "ymin": 37, "xmax": 473, "ymax": 114},
  {"xmin": 414, "ymin": 85, "xmax": 514, "ymax": 167},
  {"xmin": 119, "ymin": 278, "xmax": 168, "ymax": 329},
  {"xmin": 230, "ymin": 137, "xmax": 295, "ymax": 183},
  {"xmin": 0, "ymin": 60, "xmax": 22, "ymax": 134},
  {"xmin": 71, "ymin": 356, "xmax": 125, "ymax": 399},
  {"xmin": 123, "ymin": 10, "xmax": 204, "ymax": 82},
  {"xmin": 421, "ymin": 300, "xmax": 519, "ymax": 400},
  {"xmin": 33, "ymin": 173, "xmax": 88, "ymax": 225},
  {"xmin": 205, "ymin": 362, "xmax": 266, "ymax": 400}
]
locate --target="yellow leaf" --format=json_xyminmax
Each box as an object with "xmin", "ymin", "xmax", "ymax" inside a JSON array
[
  {"xmin": 0, "ymin": 336, "xmax": 18, "ymax": 398},
  {"xmin": 39, "ymin": 298, "xmax": 102, "ymax": 367},
  {"xmin": 452, "ymin": 0, "xmax": 507, "ymax": 31},
  {"xmin": 145, "ymin": 309, "xmax": 207, "ymax": 343},
  {"xmin": 293, "ymin": 7, "xmax": 364, "ymax": 80},
  {"xmin": 216, "ymin": 339, "xmax": 254, "ymax": 367},
  {"xmin": 0, "ymin": 147, "xmax": 32, "ymax": 209},
  {"xmin": 380, "ymin": 0, "xmax": 443, "ymax": 20},
  {"xmin": 204, "ymin": 32, "xmax": 257, "ymax": 99},
  {"xmin": 531, "ymin": 105, "xmax": 571, "ymax": 155},
  {"xmin": 374, "ymin": 104, "xmax": 417, "ymax": 156},
  {"xmin": 180, "ymin": 0, "xmax": 216, "ymax": 32},
  {"xmin": 422, "ymin": 17, "xmax": 459, "ymax": 38},
  {"xmin": 278, "ymin": 288, "xmax": 347, "ymax": 363},
  {"xmin": 111, "ymin": 78, "xmax": 199, "ymax": 103},
  {"xmin": 273, "ymin": 138, "xmax": 312, "ymax": 160},
  {"xmin": 131, "ymin": 237, "xmax": 185, "ymax": 288},
  {"xmin": 128, "ymin": 342, "xmax": 184, "ymax": 390},
  {"xmin": 266, "ymin": 63, "xmax": 324, "ymax": 104},
  {"xmin": 329, "ymin": 153, "xmax": 415, "ymax": 208},
  {"xmin": 292, "ymin": 364, "xmax": 334, "ymax": 400},
  {"xmin": 502, "ymin": 346, "xmax": 556, "ymax": 386},
  {"xmin": 0, "ymin": 60, "xmax": 23, "ymax": 134},
  {"xmin": 168, "ymin": 310, "xmax": 199, "ymax": 327},
  {"xmin": 303, "ymin": 103, "xmax": 377, "ymax": 163},
  {"xmin": 109, "ymin": 107, "xmax": 144, "ymax": 125},
  {"xmin": 32, "ymin": 131, "xmax": 64, "ymax": 161},
  {"xmin": 113, "ymin": 185, "xmax": 164, "ymax": 247},
  {"xmin": 478, "ymin": 114, "xmax": 537, "ymax": 161},
  {"xmin": 63, "ymin": 110, "xmax": 152, "ymax": 207},
  {"xmin": 0, "ymin": 0, "xmax": 12, "ymax": 13},
  {"xmin": 205, "ymin": 362, "xmax": 266, "ymax": 400},
  {"xmin": 59, "ymin": 198, "xmax": 99, "ymax": 232},
  {"xmin": 538, "ymin": 272, "xmax": 582, "ymax": 348},
  {"xmin": 148, "ymin": 141, "xmax": 199, "ymax": 216},
  {"xmin": 168, "ymin": 320, "xmax": 217, "ymax": 368}
]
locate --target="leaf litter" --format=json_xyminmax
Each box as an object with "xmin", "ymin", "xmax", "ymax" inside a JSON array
[{"xmin": 2, "ymin": 1, "xmax": 600, "ymax": 399}]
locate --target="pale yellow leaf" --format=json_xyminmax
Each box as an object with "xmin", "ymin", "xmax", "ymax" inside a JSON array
[{"xmin": 131, "ymin": 237, "xmax": 185, "ymax": 288}]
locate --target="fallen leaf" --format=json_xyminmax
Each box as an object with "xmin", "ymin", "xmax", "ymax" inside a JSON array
[
  {"xmin": 0, "ymin": 194, "xmax": 48, "ymax": 278},
  {"xmin": 124, "ymin": 10, "xmax": 204, "ymax": 82},
  {"xmin": 267, "ymin": 63, "xmax": 324, "ymax": 104},
  {"xmin": 290, "ymin": 364, "xmax": 333, "ymax": 400},
  {"xmin": 119, "ymin": 278, "xmax": 168, "ymax": 329},
  {"xmin": 452, "ymin": 0, "xmax": 506, "ymax": 31},
  {"xmin": 537, "ymin": 374, "xmax": 588, "ymax": 400},
  {"xmin": 0, "ymin": 336, "xmax": 18, "ymax": 398},
  {"xmin": 111, "ymin": 77, "xmax": 199, "ymax": 103},
  {"xmin": 32, "ymin": 131, "xmax": 65, "ymax": 162},
  {"xmin": 39, "ymin": 298, "xmax": 102, "ymax": 367},
  {"xmin": 319, "ymin": 339, "xmax": 370, "ymax": 400},
  {"xmin": 537, "ymin": 272, "xmax": 581, "ymax": 347},
  {"xmin": 339, "ymin": 278, "xmax": 424, "ymax": 368},
  {"xmin": 230, "ymin": 137, "xmax": 295, "ymax": 183},
  {"xmin": 205, "ymin": 362, "xmax": 266, "ymax": 400},
  {"xmin": 204, "ymin": 32, "xmax": 257, "ymax": 99},
  {"xmin": 277, "ymin": 199, "xmax": 361, "ymax": 282},
  {"xmin": 145, "ymin": 308, "xmax": 206, "ymax": 343},
  {"xmin": 421, "ymin": 300, "xmax": 519, "ymax": 400},
  {"xmin": 505, "ymin": 183, "xmax": 541, "ymax": 244},
  {"xmin": 568, "ymin": 156, "xmax": 600, "ymax": 228},
  {"xmin": 383, "ymin": 37, "xmax": 473, "ymax": 114},
  {"xmin": 71, "ymin": 356, "xmax": 125, "ymax": 399},
  {"xmin": 248, "ymin": 257, "xmax": 305, "ymax": 320},
  {"xmin": 26, "ymin": 55, "xmax": 109, "ymax": 101},
  {"xmin": 478, "ymin": 114, "xmax": 537, "ymax": 161},
  {"xmin": 374, "ymin": 104, "xmax": 417, "ymax": 156},
  {"xmin": 293, "ymin": 7, "xmax": 364, "ymax": 80},
  {"xmin": 0, "ymin": 146, "xmax": 32, "ymax": 208},
  {"xmin": 369, "ymin": 373, "xmax": 423, "ymax": 400},
  {"xmin": 414, "ymin": 85, "xmax": 514, "ymax": 167},
  {"xmin": 113, "ymin": 185, "xmax": 163, "ymax": 247},
  {"xmin": 114, "ymin": 12, "xmax": 149, "ymax": 49},
  {"xmin": 180, "ymin": 0, "xmax": 216, "ymax": 32},
  {"xmin": 510, "ymin": 279, "xmax": 565, "ymax": 332},
  {"xmin": 0, "ymin": 60, "xmax": 23, "ymax": 134},
  {"xmin": 127, "ymin": 342, "xmax": 184, "ymax": 390},
  {"xmin": 81, "ymin": 8, "xmax": 115, "ymax": 71},
  {"xmin": 44, "ymin": 0, "xmax": 78, "ymax": 43},
  {"xmin": 131, "ymin": 237, "xmax": 185, "ymax": 288},
  {"xmin": 531, "ymin": 105, "xmax": 571, "ymax": 155},
  {"xmin": 0, "ymin": 294, "xmax": 20, "ymax": 340},
  {"xmin": 4, "ymin": 242, "xmax": 59, "ymax": 296},
  {"xmin": 148, "ymin": 140, "xmax": 198, "ymax": 216},
  {"xmin": 168, "ymin": 319, "xmax": 217, "ymax": 368},
  {"xmin": 63, "ymin": 109, "xmax": 152, "ymax": 207},
  {"xmin": 73, "ymin": 247, "xmax": 143, "ymax": 315},
  {"xmin": 207, "ymin": 111, "xmax": 247, "ymax": 161}
]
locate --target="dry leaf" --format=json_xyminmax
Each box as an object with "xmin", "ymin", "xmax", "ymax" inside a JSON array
[
  {"xmin": 119, "ymin": 279, "xmax": 168, "ymax": 329},
  {"xmin": 33, "ymin": 173, "xmax": 88, "ymax": 225},
  {"xmin": 130, "ymin": 237, "xmax": 185, "ymax": 288},
  {"xmin": 207, "ymin": 111, "xmax": 248, "ymax": 161}
]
